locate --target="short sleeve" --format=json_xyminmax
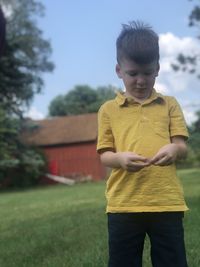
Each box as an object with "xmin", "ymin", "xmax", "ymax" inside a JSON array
[
  {"xmin": 169, "ymin": 97, "xmax": 189, "ymax": 139},
  {"xmin": 97, "ymin": 105, "xmax": 115, "ymax": 153}
]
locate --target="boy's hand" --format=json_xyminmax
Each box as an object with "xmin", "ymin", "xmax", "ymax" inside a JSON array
[
  {"xmin": 100, "ymin": 150, "xmax": 150, "ymax": 172},
  {"xmin": 117, "ymin": 152, "xmax": 150, "ymax": 172},
  {"xmin": 149, "ymin": 144, "xmax": 179, "ymax": 166}
]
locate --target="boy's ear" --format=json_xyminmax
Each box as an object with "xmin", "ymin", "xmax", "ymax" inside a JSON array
[
  {"xmin": 156, "ymin": 63, "xmax": 160, "ymax": 77},
  {"xmin": 116, "ymin": 64, "xmax": 122, "ymax": 78}
]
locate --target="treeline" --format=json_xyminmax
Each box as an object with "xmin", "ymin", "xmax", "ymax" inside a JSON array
[
  {"xmin": 48, "ymin": 85, "xmax": 116, "ymax": 116},
  {"xmin": 0, "ymin": 0, "xmax": 54, "ymax": 188}
]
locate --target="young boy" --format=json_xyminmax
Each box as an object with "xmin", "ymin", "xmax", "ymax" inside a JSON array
[{"xmin": 97, "ymin": 21, "xmax": 189, "ymax": 267}]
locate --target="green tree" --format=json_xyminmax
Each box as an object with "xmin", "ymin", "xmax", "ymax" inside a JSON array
[
  {"xmin": 0, "ymin": 0, "xmax": 54, "ymax": 187},
  {"xmin": 49, "ymin": 85, "xmax": 117, "ymax": 116},
  {"xmin": 171, "ymin": 1, "xmax": 200, "ymax": 168},
  {"xmin": 188, "ymin": 110, "xmax": 200, "ymax": 163},
  {"xmin": 177, "ymin": 110, "xmax": 200, "ymax": 168},
  {"xmin": 0, "ymin": 0, "xmax": 54, "ymax": 115},
  {"xmin": 0, "ymin": 106, "xmax": 46, "ymax": 187},
  {"xmin": 172, "ymin": 0, "xmax": 200, "ymax": 77}
]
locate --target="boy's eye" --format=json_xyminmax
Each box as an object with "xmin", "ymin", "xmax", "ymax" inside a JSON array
[
  {"xmin": 127, "ymin": 72, "xmax": 137, "ymax": 77},
  {"xmin": 144, "ymin": 72, "xmax": 153, "ymax": 76},
  {"xmin": 126, "ymin": 71, "xmax": 154, "ymax": 77}
]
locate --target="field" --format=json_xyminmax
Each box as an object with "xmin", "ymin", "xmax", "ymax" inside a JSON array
[{"xmin": 0, "ymin": 168, "xmax": 199, "ymax": 267}]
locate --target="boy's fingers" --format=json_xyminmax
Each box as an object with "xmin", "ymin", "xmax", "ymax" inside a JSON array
[
  {"xmin": 150, "ymin": 152, "xmax": 166, "ymax": 164},
  {"xmin": 128, "ymin": 161, "xmax": 149, "ymax": 168},
  {"xmin": 153, "ymin": 159, "xmax": 166, "ymax": 165},
  {"xmin": 133, "ymin": 162, "xmax": 149, "ymax": 166},
  {"xmin": 130, "ymin": 154, "xmax": 148, "ymax": 162},
  {"xmin": 127, "ymin": 162, "xmax": 149, "ymax": 172},
  {"xmin": 149, "ymin": 156, "xmax": 158, "ymax": 164},
  {"xmin": 152, "ymin": 155, "xmax": 172, "ymax": 166}
]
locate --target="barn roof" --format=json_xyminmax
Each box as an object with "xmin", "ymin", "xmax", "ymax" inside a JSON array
[{"xmin": 22, "ymin": 113, "xmax": 98, "ymax": 146}]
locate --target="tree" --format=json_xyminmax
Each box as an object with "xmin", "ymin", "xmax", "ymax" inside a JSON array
[
  {"xmin": 0, "ymin": 6, "xmax": 6, "ymax": 56},
  {"xmin": 48, "ymin": 85, "xmax": 117, "ymax": 116},
  {"xmin": 177, "ymin": 110, "xmax": 200, "ymax": 168},
  {"xmin": 188, "ymin": 110, "xmax": 200, "ymax": 163},
  {"xmin": 0, "ymin": 0, "xmax": 54, "ymax": 115},
  {"xmin": 171, "ymin": 1, "xmax": 200, "ymax": 167},
  {"xmin": 0, "ymin": 106, "xmax": 47, "ymax": 188},
  {"xmin": 0, "ymin": 0, "xmax": 54, "ymax": 187},
  {"xmin": 172, "ymin": 0, "xmax": 200, "ymax": 78}
]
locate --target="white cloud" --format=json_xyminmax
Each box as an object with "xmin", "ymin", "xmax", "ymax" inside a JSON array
[
  {"xmin": 182, "ymin": 108, "xmax": 197, "ymax": 126},
  {"xmin": 156, "ymin": 32, "xmax": 200, "ymax": 126},
  {"xmin": 155, "ymin": 82, "xmax": 169, "ymax": 94},
  {"xmin": 25, "ymin": 107, "xmax": 45, "ymax": 120},
  {"xmin": 158, "ymin": 33, "xmax": 200, "ymax": 93},
  {"xmin": 1, "ymin": 4, "xmax": 13, "ymax": 18},
  {"xmin": 159, "ymin": 33, "xmax": 199, "ymax": 58}
]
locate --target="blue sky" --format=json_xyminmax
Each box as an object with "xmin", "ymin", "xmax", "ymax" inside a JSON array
[{"xmin": 28, "ymin": 0, "xmax": 200, "ymax": 124}]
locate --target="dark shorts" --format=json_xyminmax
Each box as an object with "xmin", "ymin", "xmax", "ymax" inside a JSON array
[{"xmin": 107, "ymin": 212, "xmax": 188, "ymax": 267}]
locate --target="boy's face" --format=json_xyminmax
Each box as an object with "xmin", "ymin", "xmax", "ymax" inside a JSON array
[{"xmin": 116, "ymin": 59, "xmax": 159, "ymax": 102}]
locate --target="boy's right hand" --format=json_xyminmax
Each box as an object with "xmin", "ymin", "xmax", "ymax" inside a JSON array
[{"xmin": 117, "ymin": 152, "xmax": 150, "ymax": 172}]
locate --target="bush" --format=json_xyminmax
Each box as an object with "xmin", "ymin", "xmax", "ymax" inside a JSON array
[{"xmin": 0, "ymin": 147, "xmax": 47, "ymax": 189}]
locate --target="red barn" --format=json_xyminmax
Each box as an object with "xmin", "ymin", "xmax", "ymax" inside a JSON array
[{"xmin": 22, "ymin": 113, "xmax": 106, "ymax": 181}]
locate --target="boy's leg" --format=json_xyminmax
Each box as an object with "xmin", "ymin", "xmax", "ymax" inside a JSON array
[
  {"xmin": 147, "ymin": 212, "xmax": 188, "ymax": 267},
  {"xmin": 107, "ymin": 213, "xmax": 146, "ymax": 267}
]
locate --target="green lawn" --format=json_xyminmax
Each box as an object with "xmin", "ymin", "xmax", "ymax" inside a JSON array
[{"xmin": 0, "ymin": 168, "xmax": 199, "ymax": 267}]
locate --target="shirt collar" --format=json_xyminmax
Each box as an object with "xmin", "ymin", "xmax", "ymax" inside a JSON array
[{"xmin": 115, "ymin": 88, "xmax": 165, "ymax": 106}]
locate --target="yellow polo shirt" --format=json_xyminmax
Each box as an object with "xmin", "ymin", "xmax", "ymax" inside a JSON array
[{"xmin": 97, "ymin": 89, "xmax": 189, "ymax": 213}]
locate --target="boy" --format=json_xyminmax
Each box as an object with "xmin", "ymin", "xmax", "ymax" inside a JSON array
[{"xmin": 97, "ymin": 21, "xmax": 189, "ymax": 267}]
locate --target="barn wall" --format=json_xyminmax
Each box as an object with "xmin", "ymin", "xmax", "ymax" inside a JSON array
[{"xmin": 43, "ymin": 142, "xmax": 106, "ymax": 181}]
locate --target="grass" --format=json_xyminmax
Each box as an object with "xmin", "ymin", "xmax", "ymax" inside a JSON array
[{"xmin": 0, "ymin": 168, "xmax": 199, "ymax": 267}]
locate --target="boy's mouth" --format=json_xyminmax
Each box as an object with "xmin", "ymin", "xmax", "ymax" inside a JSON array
[
  {"xmin": 136, "ymin": 87, "xmax": 152, "ymax": 92},
  {"xmin": 134, "ymin": 88, "xmax": 147, "ymax": 92}
]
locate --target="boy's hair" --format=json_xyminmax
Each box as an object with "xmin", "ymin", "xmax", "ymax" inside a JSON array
[
  {"xmin": 116, "ymin": 21, "xmax": 159, "ymax": 64},
  {"xmin": 0, "ymin": 7, "xmax": 6, "ymax": 56}
]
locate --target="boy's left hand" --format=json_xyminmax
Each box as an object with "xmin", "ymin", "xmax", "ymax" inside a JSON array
[{"xmin": 149, "ymin": 144, "xmax": 179, "ymax": 166}]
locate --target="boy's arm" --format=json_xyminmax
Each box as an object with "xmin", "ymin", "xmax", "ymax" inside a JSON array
[
  {"xmin": 150, "ymin": 136, "xmax": 188, "ymax": 166},
  {"xmin": 171, "ymin": 136, "xmax": 188, "ymax": 158},
  {"xmin": 100, "ymin": 150, "xmax": 150, "ymax": 172},
  {"xmin": 150, "ymin": 96, "xmax": 189, "ymax": 166}
]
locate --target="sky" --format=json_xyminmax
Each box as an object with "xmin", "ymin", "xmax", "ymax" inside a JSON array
[{"xmin": 26, "ymin": 0, "xmax": 200, "ymax": 125}]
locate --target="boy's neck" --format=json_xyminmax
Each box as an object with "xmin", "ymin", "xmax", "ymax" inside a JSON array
[{"xmin": 124, "ymin": 89, "xmax": 153, "ymax": 103}]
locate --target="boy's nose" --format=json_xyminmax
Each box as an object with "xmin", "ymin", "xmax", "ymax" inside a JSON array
[{"xmin": 136, "ymin": 76, "xmax": 146, "ymax": 86}]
